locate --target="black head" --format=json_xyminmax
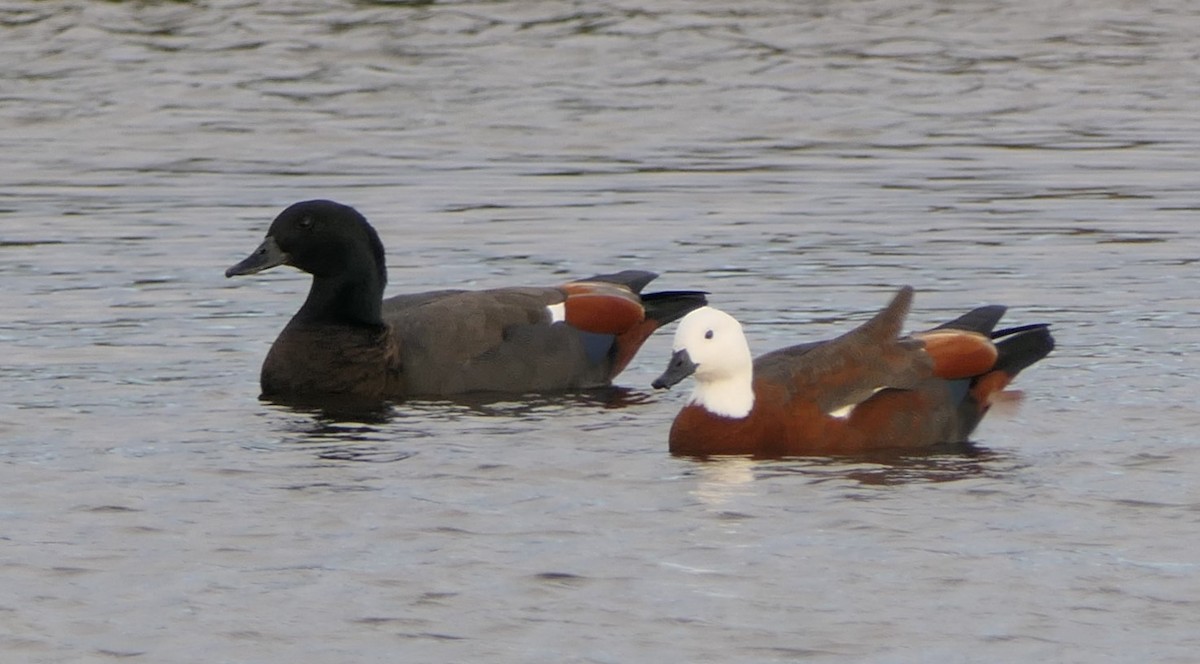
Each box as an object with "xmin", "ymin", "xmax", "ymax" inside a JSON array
[
  {"xmin": 227, "ymin": 200, "xmax": 388, "ymax": 326},
  {"xmin": 227, "ymin": 200, "xmax": 386, "ymax": 286}
]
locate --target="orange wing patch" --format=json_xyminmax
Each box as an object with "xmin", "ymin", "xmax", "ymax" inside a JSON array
[
  {"xmin": 969, "ymin": 370, "xmax": 1015, "ymax": 407},
  {"xmin": 916, "ymin": 329, "xmax": 998, "ymax": 380},
  {"xmin": 561, "ymin": 282, "xmax": 646, "ymax": 335}
]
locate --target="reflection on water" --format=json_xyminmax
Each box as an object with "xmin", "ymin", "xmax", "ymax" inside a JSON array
[
  {"xmin": 262, "ymin": 395, "xmax": 400, "ymax": 425},
  {"xmin": 776, "ymin": 443, "xmax": 1010, "ymax": 486},
  {"xmin": 263, "ymin": 386, "xmax": 661, "ymax": 463},
  {"xmin": 403, "ymin": 385, "xmax": 660, "ymax": 416},
  {"xmin": 688, "ymin": 456, "xmax": 758, "ymax": 508},
  {"xmin": 685, "ymin": 442, "xmax": 1007, "ymax": 497},
  {"xmin": 263, "ymin": 385, "xmax": 656, "ymax": 431}
]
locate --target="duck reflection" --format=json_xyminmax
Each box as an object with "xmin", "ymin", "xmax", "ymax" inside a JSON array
[
  {"xmin": 259, "ymin": 385, "xmax": 657, "ymax": 461},
  {"xmin": 685, "ymin": 441, "xmax": 1008, "ymax": 496},
  {"xmin": 265, "ymin": 384, "xmax": 652, "ymax": 418}
]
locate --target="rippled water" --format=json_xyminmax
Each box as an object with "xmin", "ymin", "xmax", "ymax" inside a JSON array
[{"xmin": 3, "ymin": 1, "xmax": 1199, "ymax": 662}]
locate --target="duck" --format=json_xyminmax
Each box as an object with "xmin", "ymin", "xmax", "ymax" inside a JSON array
[
  {"xmin": 225, "ymin": 199, "xmax": 708, "ymax": 401},
  {"xmin": 651, "ymin": 286, "xmax": 1054, "ymax": 457}
]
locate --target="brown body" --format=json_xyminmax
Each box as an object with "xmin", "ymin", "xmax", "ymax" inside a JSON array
[
  {"xmin": 668, "ymin": 379, "xmax": 974, "ymax": 457},
  {"xmin": 664, "ymin": 288, "xmax": 1054, "ymax": 458}
]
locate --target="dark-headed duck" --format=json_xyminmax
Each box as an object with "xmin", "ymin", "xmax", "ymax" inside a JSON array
[
  {"xmin": 652, "ymin": 287, "xmax": 1054, "ymax": 457},
  {"xmin": 226, "ymin": 199, "xmax": 707, "ymax": 401}
]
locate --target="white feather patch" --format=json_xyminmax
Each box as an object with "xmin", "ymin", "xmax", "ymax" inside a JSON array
[
  {"xmin": 546, "ymin": 302, "xmax": 566, "ymax": 323},
  {"xmin": 827, "ymin": 387, "xmax": 888, "ymax": 420},
  {"xmin": 691, "ymin": 381, "xmax": 755, "ymax": 419},
  {"xmin": 828, "ymin": 403, "xmax": 856, "ymax": 420}
]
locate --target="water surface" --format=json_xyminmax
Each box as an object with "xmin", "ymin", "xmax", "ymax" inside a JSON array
[{"xmin": 2, "ymin": 1, "xmax": 1199, "ymax": 662}]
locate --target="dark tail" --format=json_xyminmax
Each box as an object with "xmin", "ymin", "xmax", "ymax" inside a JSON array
[
  {"xmin": 992, "ymin": 323, "xmax": 1055, "ymax": 378},
  {"xmin": 605, "ymin": 289, "xmax": 707, "ymax": 381},
  {"xmin": 932, "ymin": 305, "xmax": 1053, "ymax": 377},
  {"xmin": 580, "ymin": 270, "xmax": 707, "ymax": 325},
  {"xmin": 934, "ymin": 305, "xmax": 1007, "ymax": 335},
  {"xmin": 951, "ymin": 319, "xmax": 1054, "ymax": 440},
  {"xmin": 583, "ymin": 270, "xmax": 660, "ymax": 294},
  {"xmin": 641, "ymin": 291, "xmax": 709, "ymax": 326}
]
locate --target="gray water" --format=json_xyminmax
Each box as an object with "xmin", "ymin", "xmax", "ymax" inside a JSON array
[{"xmin": 3, "ymin": 1, "xmax": 1199, "ymax": 662}]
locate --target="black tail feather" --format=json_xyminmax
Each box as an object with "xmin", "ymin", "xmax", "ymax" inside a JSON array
[
  {"xmin": 641, "ymin": 291, "xmax": 709, "ymax": 327},
  {"xmin": 992, "ymin": 322, "xmax": 1050, "ymax": 339},
  {"xmin": 994, "ymin": 324, "xmax": 1055, "ymax": 377},
  {"xmin": 577, "ymin": 270, "xmax": 707, "ymax": 326},
  {"xmin": 583, "ymin": 270, "xmax": 659, "ymax": 294},
  {"xmin": 934, "ymin": 305, "xmax": 1008, "ymax": 334}
]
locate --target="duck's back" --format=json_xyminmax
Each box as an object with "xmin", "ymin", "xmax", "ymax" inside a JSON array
[{"xmin": 384, "ymin": 286, "xmax": 611, "ymax": 395}]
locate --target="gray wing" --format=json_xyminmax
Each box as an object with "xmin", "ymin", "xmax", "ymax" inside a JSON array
[
  {"xmin": 753, "ymin": 287, "xmax": 931, "ymax": 414},
  {"xmin": 383, "ymin": 287, "xmax": 611, "ymax": 395}
]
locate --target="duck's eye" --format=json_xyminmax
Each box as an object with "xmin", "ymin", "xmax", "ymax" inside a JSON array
[
  {"xmin": 298, "ymin": 216, "xmax": 314, "ymax": 229},
  {"xmin": 704, "ymin": 329, "xmax": 714, "ymax": 340}
]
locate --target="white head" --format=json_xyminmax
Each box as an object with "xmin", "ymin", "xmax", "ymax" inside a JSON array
[{"xmin": 652, "ymin": 306, "xmax": 755, "ymax": 418}]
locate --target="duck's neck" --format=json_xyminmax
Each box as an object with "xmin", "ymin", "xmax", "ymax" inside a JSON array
[
  {"xmin": 690, "ymin": 368, "xmax": 755, "ymax": 419},
  {"xmin": 296, "ymin": 268, "xmax": 384, "ymax": 327}
]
